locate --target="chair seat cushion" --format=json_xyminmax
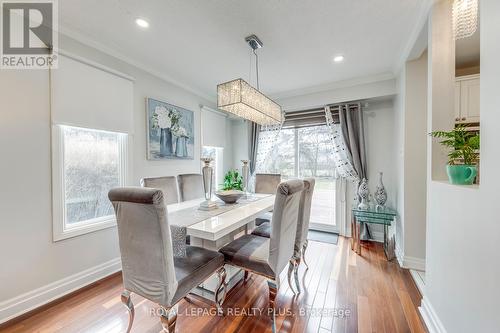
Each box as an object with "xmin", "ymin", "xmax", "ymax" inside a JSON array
[
  {"xmin": 172, "ymin": 246, "xmax": 224, "ymax": 303},
  {"xmin": 255, "ymin": 211, "xmax": 273, "ymax": 226},
  {"xmin": 251, "ymin": 222, "xmax": 271, "ymax": 238},
  {"xmin": 219, "ymin": 234, "xmax": 274, "ymax": 278}
]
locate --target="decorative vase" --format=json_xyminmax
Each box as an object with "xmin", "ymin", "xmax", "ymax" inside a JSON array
[
  {"xmin": 357, "ymin": 178, "xmax": 369, "ymax": 210},
  {"xmin": 446, "ymin": 165, "xmax": 477, "ymax": 185},
  {"xmin": 159, "ymin": 128, "xmax": 173, "ymax": 156},
  {"xmin": 241, "ymin": 160, "xmax": 250, "ymax": 196},
  {"xmin": 175, "ymin": 136, "xmax": 188, "ymax": 157},
  {"xmin": 199, "ymin": 158, "xmax": 217, "ymax": 210},
  {"xmin": 374, "ymin": 172, "xmax": 388, "ymax": 209}
]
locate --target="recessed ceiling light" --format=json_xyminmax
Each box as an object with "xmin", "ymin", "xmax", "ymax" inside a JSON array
[
  {"xmin": 333, "ymin": 55, "xmax": 345, "ymax": 63},
  {"xmin": 135, "ymin": 18, "xmax": 149, "ymax": 28}
]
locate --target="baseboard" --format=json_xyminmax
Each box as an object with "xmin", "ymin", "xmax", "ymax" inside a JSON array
[
  {"xmin": 409, "ymin": 269, "xmax": 425, "ymax": 295},
  {"xmin": 402, "ymin": 255, "xmax": 426, "ymax": 270},
  {"xmin": 419, "ymin": 297, "xmax": 447, "ymax": 333},
  {"xmin": 394, "ymin": 244, "xmax": 426, "ymax": 270},
  {"xmin": 0, "ymin": 257, "xmax": 122, "ymax": 324}
]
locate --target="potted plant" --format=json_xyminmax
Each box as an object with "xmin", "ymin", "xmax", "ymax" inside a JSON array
[
  {"xmin": 215, "ymin": 170, "xmax": 244, "ymax": 204},
  {"xmin": 430, "ymin": 125, "xmax": 480, "ymax": 185}
]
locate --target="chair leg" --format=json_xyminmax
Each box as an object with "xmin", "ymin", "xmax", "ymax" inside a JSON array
[
  {"xmin": 244, "ymin": 270, "xmax": 249, "ymax": 281},
  {"xmin": 287, "ymin": 259, "xmax": 297, "ymax": 294},
  {"xmin": 121, "ymin": 290, "xmax": 135, "ymax": 333},
  {"xmin": 267, "ymin": 279, "xmax": 278, "ymax": 333},
  {"xmin": 215, "ymin": 267, "xmax": 227, "ymax": 315},
  {"xmin": 160, "ymin": 305, "xmax": 177, "ymax": 333},
  {"xmin": 293, "ymin": 256, "xmax": 301, "ymax": 293},
  {"xmin": 302, "ymin": 240, "xmax": 309, "ymax": 270}
]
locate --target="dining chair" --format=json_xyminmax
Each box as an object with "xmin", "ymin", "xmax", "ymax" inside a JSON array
[
  {"xmin": 177, "ymin": 174, "xmax": 204, "ymax": 202},
  {"xmin": 140, "ymin": 176, "xmax": 179, "ymax": 205},
  {"xmin": 141, "ymin": 176, "xmax": 192, "ymax": 244},
  {"xmin": 219, "ymin": 179, "xmax": 304, "ymax": 332},
  {"xmin": 108, "ymin": 187, "xmax": 227, "ymax": 333},
  {"xmin": 254, "ymin": 173, "xmax": 281, "ymax": 226},
  {"xmin": 251, "ymin": 178, "xmax": 316, "ymax": 294}
]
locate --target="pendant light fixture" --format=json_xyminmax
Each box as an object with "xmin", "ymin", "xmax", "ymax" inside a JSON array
[
  {"xmin": 217, "ymin": 35, "xmax": 283, "ymax": 125},
  {"xmin": 452, "ymin": 0, "xmax": 479, "ymax": 40}
]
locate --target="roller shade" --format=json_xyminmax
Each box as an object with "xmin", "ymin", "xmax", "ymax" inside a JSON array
[
  {"xmin": 283, "ymin": 108, "xmax": 327, "ymax": 128},
  {"xmin": 201, "ymin": 106, "xmax": 226, "ymax": 147},
  {"xmin": 51, "ymin": 54, "xmax": 134, "ymax": 133}
]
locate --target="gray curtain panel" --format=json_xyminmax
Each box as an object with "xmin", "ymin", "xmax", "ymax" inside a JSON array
[
  {"xmin": 339, "ymin": 103, "xmax": 370, "ymax": 240},
  {"xmin": 248, "ymin": 121, "xmax": 260, "ymax": 174}
]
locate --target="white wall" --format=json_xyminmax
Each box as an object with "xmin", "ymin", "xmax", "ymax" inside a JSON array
[
  {"xmin": 358, "ymin": 100, "xmax": 398, "ymax": 239},
  {"xmin": 0, "ymin": 34, "xmax": 231, "ymax": 322},
  {"xmin": 393, "ymin": 50, "xmax": 428, "ymax": 269},
  {"xmin": 421, "ymin": 0, "xmax": 500, "ymax": 331},
  {"xmin": 275, "ymin": 77, "xmax": 397, "ymax": 112},
  {"xmin": 403, "ymin": 52, "xmax": 428, "ymax": 264}
]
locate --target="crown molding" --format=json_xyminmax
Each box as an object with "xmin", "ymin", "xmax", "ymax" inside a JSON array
[
  {"xmin": 271, "ymin": 72, "xmax": 395, "ymax": 101},
  {"xmin": 58, "ymin": 25, "xmax": 214, "ymax": 102},
  {"xmin": 392, "ymin": 0, "xmax": 437, "ymax": 74}
]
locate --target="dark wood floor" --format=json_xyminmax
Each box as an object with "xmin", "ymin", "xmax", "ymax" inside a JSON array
[{"xmin": 1, "ymin": 237, "xmax": 426, "ymax": 333}]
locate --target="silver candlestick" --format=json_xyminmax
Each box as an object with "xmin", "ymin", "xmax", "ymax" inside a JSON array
[
  {"xmin": 199, "ymin": 157, "xmax": 217, "ymax": 211},
  {"xmin": 241, "ymin": 160, "xmax": 250, "ymax": 197}
]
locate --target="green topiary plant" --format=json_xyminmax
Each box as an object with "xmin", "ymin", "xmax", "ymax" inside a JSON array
[
  {"xmin": 430, "ymin": 125, "xmax": 480, "ymax": 165},
  {"xmin": 221, "ymin": 169, "xmax": 243, "ymax": 191}
]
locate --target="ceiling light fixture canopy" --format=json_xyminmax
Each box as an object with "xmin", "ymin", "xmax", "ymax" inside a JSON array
[
  {"xmin": 217, "ymin": 35, "xmax": 283, "ymax": 126},
  {"xmin": 452, "ymin": 0, "xmax": 479, "ymax": 40}
]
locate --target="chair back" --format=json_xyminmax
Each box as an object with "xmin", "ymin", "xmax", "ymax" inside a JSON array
[
  {"xmin": 268, "ymin": 179, "xmax": 304, "ymax": 276},
  {"xmin": 140, "ymin": 176, "xmax": 179, "ymax": 205},
  {"xmin": 255, "ymin": 173, "xmax": 281, "ymax": 194},
  {"xmin": 294, "ymin": 178, "xmax": 316, "ymax": 257},
  {"xmin": 108, "ymin": 187, "xmax": 178, "ymax": 307},
  {"xmin": 177, "ymin": 174, "xmax": 204, "ymax": 201}
]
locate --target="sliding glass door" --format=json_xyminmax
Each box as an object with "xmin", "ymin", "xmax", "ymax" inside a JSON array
[{"xmin": 262, "ymin": 125, "xmax": 338, "ymax": 233}]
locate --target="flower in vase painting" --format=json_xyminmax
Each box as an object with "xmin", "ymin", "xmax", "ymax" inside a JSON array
[
  {"xmin": 152, "ymin": 106, "xmax": 172, "ymax": 129},
  {"xmin": 173, "ymin": 126, "xmax": 189, "ymax": 138}
]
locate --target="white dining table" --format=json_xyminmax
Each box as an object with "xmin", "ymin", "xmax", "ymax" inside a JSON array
[{"xmin": 166, "ymin": 193, "xmax": 275, "ymax": 300}]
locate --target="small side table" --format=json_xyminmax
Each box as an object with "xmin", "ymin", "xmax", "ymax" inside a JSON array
[{"xmin": 351, "ymin": 206, "xmax": 397, "ymax": 260}]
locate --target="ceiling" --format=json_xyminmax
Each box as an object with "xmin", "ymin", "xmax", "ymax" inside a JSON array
[{"xmin": 59, "ymin": 0, "xmax": 427, "ymax": 99}]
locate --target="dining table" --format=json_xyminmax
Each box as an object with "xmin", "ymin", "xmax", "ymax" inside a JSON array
[{"xmin": 166, "ymin": 193, "xmax": 275, "ymax": 301}]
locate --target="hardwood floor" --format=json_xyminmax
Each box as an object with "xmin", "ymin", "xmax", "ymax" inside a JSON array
[{"xmin": 1, "ymin": 237, "xmax": 426, "ymax": 333}]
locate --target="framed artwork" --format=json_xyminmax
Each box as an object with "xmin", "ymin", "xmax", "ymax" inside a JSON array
[{"xmin": 146, "ymin": 98, "xmax": 194, "ymax": 160}]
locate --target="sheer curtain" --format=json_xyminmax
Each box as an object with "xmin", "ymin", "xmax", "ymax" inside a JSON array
[
  {"xmin": 249, "ymin": 123, "xmax": 282, "ymax": 191},
  {"xmin": 325, "ymin": 104, "xmax": 370, "ymax": 239}
]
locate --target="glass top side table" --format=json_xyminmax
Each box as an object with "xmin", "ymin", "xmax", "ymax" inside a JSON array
[{"xmin": 351, "ymin": 206, "xmax": 397, "ymax": 260}]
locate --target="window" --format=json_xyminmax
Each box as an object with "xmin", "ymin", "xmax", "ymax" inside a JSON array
[
  {"xmin": 201, "ymin": 146, "xmax": 224, "ymax": 191},
  {"xmin": 259, "ymin": 125, "xmax": 337, "ymax": 232},
  {"xmin": 53, "ymin": 125, "xmax": 128, "ymax": 241}
]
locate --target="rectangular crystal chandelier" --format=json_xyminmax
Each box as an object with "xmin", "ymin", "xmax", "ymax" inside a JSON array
[
  {"xmin": 452, "ymin": 0, "xmax": 479, "ymax": 40},
  {"xmin": 217, "ymin": 78, "xmax": 283, "ymax": 126}
]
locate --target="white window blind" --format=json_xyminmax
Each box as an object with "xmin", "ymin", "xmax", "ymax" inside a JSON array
[
  {"xmin": 201, "ymin": 106, "xmax": 226, "ymax": 148},
  {"xmin": 50, "ymin": 54, "xmax": 134, "ymax": 133}
]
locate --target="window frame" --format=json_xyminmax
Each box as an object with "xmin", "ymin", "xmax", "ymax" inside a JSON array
[{"xmin": 52, "ymin": 124, "xmax": 129, "ymax": 242}]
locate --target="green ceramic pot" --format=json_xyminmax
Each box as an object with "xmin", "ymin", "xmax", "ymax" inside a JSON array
[{"xmin": 446, "ymin": 165, "xmax": 477, "ymax": 185}]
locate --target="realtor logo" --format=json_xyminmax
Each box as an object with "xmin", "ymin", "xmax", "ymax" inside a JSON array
[{"xmin": 1, "ymin": 0, "xmax": 58, "ymax": 69}]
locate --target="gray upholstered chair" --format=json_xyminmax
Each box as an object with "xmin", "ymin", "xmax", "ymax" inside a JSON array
[
  {"xmin": 219, "ymin": 179, "xmax": 304, "ymax": 331},
  {"xmin": 254, "ymin": 173, "xmax": 281, "ymax": 226},
  {"xmin": 251, "ymin": 178, "xmax": 316, "ymax": 294},
  {"xmin": 140, "ymin": 176, "xmax": 179, "ymax": 205},
  {"xmin": 108, "ymin": 187, "xmax": 227, "ymax": 333},
  {"xmin": 177, "ymin": 174, "xmax": 204, "ymax": 202},
  {"xmin": 255, "ymin": 173, "xmax": 282, "ymax": 194}
]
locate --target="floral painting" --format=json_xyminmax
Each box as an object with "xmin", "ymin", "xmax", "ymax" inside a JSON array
[{"xmin": 146, "ymin": 98, "xmax": 194, "ymax": 160}]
